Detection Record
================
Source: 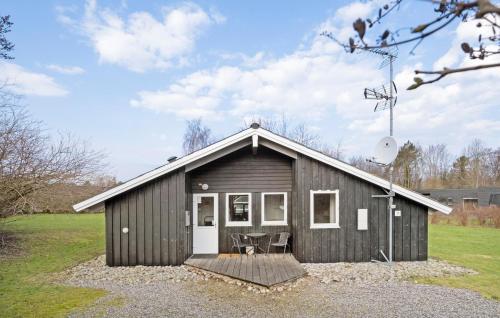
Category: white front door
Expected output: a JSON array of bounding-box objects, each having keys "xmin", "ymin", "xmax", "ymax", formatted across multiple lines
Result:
[{"xmin": 193, "ymin": 193, "xmax": 218, "ymax": 254}]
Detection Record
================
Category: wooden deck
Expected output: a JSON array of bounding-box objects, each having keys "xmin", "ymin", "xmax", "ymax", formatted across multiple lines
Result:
[{"xmin": 184, "ymin": 254, "xmax": 306, "ymax": 287}]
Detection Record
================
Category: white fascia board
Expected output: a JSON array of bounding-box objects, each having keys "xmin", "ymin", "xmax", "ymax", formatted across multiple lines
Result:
[
  {"xmin": 73, "ymin": 129, "xmax": 257, "ymax": 211},
  {"xmin": 255, "ymin": 128, "xmax": 452, "ymax": 214},
  {"xmin": 74, "ymin": 127, "xmax": 452, "ymax": 214}
]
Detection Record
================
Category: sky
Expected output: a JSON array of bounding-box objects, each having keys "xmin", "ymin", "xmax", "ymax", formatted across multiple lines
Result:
[{"xmin": 2, "ymin": 0, "xmax": 499, "ymax": 181}]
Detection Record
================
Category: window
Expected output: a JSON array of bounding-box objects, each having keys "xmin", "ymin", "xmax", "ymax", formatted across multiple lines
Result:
[
  {"xmin": 261, "ymin": 192, "xmax": 287, "ymax": 226},
  {"xmin": 463, "ymin": 198, "xmax": 478, "ymax": 210},
  {"xmin": 226, "ymin": 193, "xmax": 252, "ymax": 226},
  {"xmin": 310, "ymin": 190, "xmax": 339, "ymax": 229}
]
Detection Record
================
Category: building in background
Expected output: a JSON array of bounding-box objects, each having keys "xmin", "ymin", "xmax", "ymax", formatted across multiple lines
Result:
[{"xmin": 419, "ymin": 187, "xmax": 500, "ymax": 210}]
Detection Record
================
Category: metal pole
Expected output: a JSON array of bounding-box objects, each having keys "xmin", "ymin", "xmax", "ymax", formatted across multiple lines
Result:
[{"xmin": 388, "ymin": 55, "xmax": 394, "ymax": 264}]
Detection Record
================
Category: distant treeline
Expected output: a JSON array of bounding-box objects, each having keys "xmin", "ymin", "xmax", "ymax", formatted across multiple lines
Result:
[{"xmin": 349, "ymin": 139, "xmax": 499, "ymax": 190}]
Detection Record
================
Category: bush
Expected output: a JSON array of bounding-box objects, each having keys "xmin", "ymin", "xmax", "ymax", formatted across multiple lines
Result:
[
  {"xmin": 433, "ymin": 206, "xmax": 500, "ymax": 228},
  {"xmin": 453, "ymin": 208, "xmax": 469, "ymax": 226}
]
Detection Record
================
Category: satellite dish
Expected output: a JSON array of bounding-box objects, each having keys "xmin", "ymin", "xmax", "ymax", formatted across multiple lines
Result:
[{"xmin": 373, "ymin": 136, "xmax": 398, "ymax": 165}]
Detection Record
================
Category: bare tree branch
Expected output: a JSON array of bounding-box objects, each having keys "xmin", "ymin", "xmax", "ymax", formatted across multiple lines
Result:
[
  {"xmin": 322, "ymin": 0, "xmax": 500, "ymax": 88},
  {"xmin": 408, "ymin": 62, "xmax": 500, "ymax": 89}
]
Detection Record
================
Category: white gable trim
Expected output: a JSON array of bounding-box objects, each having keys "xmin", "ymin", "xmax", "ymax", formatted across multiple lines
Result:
[
  {"xmin": 255, "ymin": 128, "xmax": 452, "ymax": 214},
  {"xmin": 74, "ymin": 127, "xmax": 452, "ymax": 214},
  {"xmin": 73, "ymin": 129, "xmax": 255, "ymax": 211}
]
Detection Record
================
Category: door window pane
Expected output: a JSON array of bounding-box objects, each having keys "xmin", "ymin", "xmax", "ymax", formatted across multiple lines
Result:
[{"xmin": 198, "ymin": 196, "xmax": 214, "ymax": 226}]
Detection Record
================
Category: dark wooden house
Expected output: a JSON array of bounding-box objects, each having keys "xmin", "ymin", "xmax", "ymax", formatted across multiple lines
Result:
[{"xmin": 74, "ymin": 124, "xmax": 451, "ymax": 266}]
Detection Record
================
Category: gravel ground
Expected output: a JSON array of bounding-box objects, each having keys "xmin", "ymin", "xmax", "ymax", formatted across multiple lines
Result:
[{"xmin": 61, "ymin": 255, "xmax": 500, "ymax": 318}]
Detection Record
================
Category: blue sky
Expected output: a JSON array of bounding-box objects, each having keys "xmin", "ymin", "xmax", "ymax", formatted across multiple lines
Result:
[{"xmin": 2, "ymin": 0, "xmax": 499, "ymax": 181}]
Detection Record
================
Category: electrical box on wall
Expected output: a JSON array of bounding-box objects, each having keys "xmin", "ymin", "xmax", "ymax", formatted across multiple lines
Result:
[
  {"xmin": 185, "ymin": 211, "xmax": 191, "ymax": 226},
  {"xmin": 395, "ymin": 210, "xmax": 401, "ymax": 217},
  {"xmin": 357, "ymin": 209, "xmax": 368, "ymax": 230}
]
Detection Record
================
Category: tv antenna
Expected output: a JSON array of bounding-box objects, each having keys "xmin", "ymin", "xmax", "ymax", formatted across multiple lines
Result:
[{"xmin": 363, "ymin": 46, "xmax": 398, "ymax": 264}]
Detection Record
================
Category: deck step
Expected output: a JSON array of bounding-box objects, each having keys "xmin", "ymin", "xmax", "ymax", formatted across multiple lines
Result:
[{"xmin": 184, "ymin": 254, "xmax": 306, "ymax": 287}]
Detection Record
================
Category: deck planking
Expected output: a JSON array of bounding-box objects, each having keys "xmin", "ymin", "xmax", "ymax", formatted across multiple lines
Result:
[{"xmin": 184, "ymin": 254, "xmax": 305, "ymax": 287}]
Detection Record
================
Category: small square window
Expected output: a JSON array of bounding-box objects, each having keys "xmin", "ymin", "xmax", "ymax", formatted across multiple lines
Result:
[
  {"xmin": 310, "ymin": 190, "xmax": 340, "ymax": 229},
  {"xmin": 261, "ymin": 192, "xmax": 287, "ymax": 226},
  {"xmin": 226, "ymin": 193, "xmax": 252, "ymax": 226}
]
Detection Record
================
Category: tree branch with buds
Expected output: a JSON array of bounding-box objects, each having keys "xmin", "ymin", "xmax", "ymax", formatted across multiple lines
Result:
[{"xmin": 323, "ymin": 0, "xmax": 500, "ymax": 89}]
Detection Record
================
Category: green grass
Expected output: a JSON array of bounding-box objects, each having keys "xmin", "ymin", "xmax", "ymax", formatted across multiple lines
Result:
[
  {"xmin": 0, "ymin": 214, "xmax": 107, "ymax": 318},
  {"xmin": 1, "ymin": 215, "xmax": 498, "ymax": 317},
  {"xmin": 426, "ymin": 224, "xmax": 500, "ymax": 300}
]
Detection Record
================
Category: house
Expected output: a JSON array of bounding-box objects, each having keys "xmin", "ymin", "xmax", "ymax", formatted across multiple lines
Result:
[
  {"xmin": 418, "ymin": 187, "xmax": 500, "ymax": 210},
  {"xmin": 74, "ymin": 124, "xmax": 452, "ymax": 266}
]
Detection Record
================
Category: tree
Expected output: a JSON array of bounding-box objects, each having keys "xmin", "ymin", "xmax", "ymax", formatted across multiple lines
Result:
[
  {"xmin": 245, "ymin": 115, "xmax": 319, "ymax": 148},
  {"xmin": 393, "ymin": 141, "xmax": 422, "ymax": 189},
  {"xmin": 182, "ymin": 119, "xmax": 214, "ymax": 155},
  {"xmin": 323, "ymin": 0, "xmax": 500, "ymax": 89},
  {"xmin": 421, "ymin": 144, "xmax": 450, "ymax": 188},
  {"xmin": 0, "ymin": 105, "xmax": 105, "ymax": 217},
  {"xmin": 484, "ymin": 147, "xmax": 500, "ymax": 186},
  {"xmin": 349, "ymin": 155, "xmax": 386, "ymax": 177},
  {"xmin": 465, "ymin": 138, "xmax": 487, "ymax": 187},
  {"xmin": 450, "ymin": 155, "xmax": 470, "ymax": 187},
  {"xmin": 244, "ymin": 115, "xmax": 344, "ymax": 159},
  {"xmin": 0, "ymin": 15, "xmax": 14, "ymax": 60}
]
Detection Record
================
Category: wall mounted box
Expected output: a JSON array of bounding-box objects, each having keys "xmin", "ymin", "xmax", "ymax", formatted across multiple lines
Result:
[{"xmin": 357, "ymin": 209, "xmax": 368, "ymax": 230}]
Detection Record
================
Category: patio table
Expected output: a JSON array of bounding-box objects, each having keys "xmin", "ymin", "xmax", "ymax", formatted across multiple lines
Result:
[{"xmin": 246, "ymin": 232, "xmax": 267, "ymax": 254}]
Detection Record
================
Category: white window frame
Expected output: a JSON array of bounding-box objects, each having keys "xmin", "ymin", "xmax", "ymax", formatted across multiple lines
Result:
[
  {"xmin": 310, "ymin": 190, "xmax": 340, "ymax": 229},
  {"xmin": 225, "ymin": 193, "xmax": 252, "ymax": 227},
  {"xmin": 261, "ymin": 192, "xmax": 288, "ymax": 226}
]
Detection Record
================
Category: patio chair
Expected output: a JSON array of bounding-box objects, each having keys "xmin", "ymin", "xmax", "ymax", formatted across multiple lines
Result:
[
  {"xmin": 267, "ymin": 232, "xmax": 290, "ymax": 254},
  {"xmin": 230, "ymin": 233, "xmax": 251, "ymax": 256}
]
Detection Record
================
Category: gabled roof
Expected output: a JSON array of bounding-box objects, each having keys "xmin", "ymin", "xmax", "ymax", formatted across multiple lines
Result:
[{"xmin": 73, "ymin": 127, "xmax": 452, "ymax": 214}]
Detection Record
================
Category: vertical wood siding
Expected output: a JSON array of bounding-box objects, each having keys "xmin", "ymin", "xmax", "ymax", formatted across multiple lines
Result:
[
  {"xmin": 105, "ymin": 168, "xmax": 187, "ymax": 266},
  {"xmin": 293, "ymin": 154, "xmax": 428, "ymax": 263},
  {"xmin": 104, "ymin": 146, "xmax": 428, "ymax": 266}
]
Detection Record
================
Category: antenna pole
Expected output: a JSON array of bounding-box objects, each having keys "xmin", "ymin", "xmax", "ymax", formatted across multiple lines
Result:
[
  {"xmin": 388, "ymin": 54, "xmax": 394, "ymax": 264},
  {"xmin": 362, "ymin": 48, "xmax": 398, "ymax": 265}
]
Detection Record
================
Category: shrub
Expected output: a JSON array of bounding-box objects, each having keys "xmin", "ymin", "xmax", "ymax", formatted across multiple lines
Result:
[{"xmin": 453, "ymin": 208, "xmax": 469, "ymax": 226}]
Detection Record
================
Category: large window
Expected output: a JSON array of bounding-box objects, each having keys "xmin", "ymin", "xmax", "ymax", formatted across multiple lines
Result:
[
  {"xmin": 226, "ymin": 193, "xmax": 252, "ymax": 226},
  {"xmin": 261, "ymin": 192, "xmax": 287, "ymax": 226},
  {"xmin": 310, "ymin": 190, "xmax": 339, "ymax": 229}
]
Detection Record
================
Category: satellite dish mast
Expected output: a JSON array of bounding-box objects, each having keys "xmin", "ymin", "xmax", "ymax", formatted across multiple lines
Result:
[{"xmin": 362, "ymin": 46, "xmax": 398, "ymax": 264}]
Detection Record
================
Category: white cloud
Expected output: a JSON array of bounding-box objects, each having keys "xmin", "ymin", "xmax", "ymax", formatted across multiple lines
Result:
[
  {"xmin": 131, "ymin": 2, "xmax": 499, "ymax": 155},
  {"xmin": 0, "ymin": 62, "xmax": 68, "ymax": 97},
  {"xmin": 130, "ymin": 53, "xmax": 384, "ymax": 120},
  {"xmin": 46, "ymin": 64, "xmax": 86, "ymax": 75},
  {"xmin": 59, "ymin": 0, "xmax": 224, "ymax": 72},
  {"xmin": 129, "ymin": 1, "xmax": 385, "ymax": 120}
]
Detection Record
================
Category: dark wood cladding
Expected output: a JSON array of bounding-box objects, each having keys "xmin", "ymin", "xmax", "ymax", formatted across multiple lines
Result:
[
  {"xmin": 189, "ymin": 146, "xmax": 293, "ymax": 253},
  {"xmin": 105, "ymin": 144, "xmax": 429, "ymax": 266},
  {"xmin": 190, "ymin": 146, "xmax": 292, "ymax": 193},
  {"xmin": 105, "ymin": 168, "xmax": 189, "ymax": 266},
  {"xmin": 292, "ymin": 154, "xmax": 428, "ymax": 263}
]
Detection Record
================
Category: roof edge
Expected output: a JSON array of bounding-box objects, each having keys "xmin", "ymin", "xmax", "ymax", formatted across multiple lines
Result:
[
  {"xmin": 74, "ymin": 127, "xmax": 452, "ymax": 214},
  {"xmin": 73, "ymin": 128, "xmax": 256, "ymax": 211}
]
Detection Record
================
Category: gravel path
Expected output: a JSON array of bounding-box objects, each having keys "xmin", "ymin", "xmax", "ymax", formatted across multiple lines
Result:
[{"xmin": 61, "ymin": 256, "xmax": 499, "ymax": 318}]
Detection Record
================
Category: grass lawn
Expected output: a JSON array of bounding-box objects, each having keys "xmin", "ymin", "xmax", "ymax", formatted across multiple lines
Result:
[
  {"xmin": 0, "ymin": 215, "xmax": 498, "ymax": 317},
  {"xmin": 426, "ymin": 224, "xmax": 500, "ymax": 300},
  {"xmin": 0, "ymin": 214, "xmax": 106, "ymax": 318}
]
